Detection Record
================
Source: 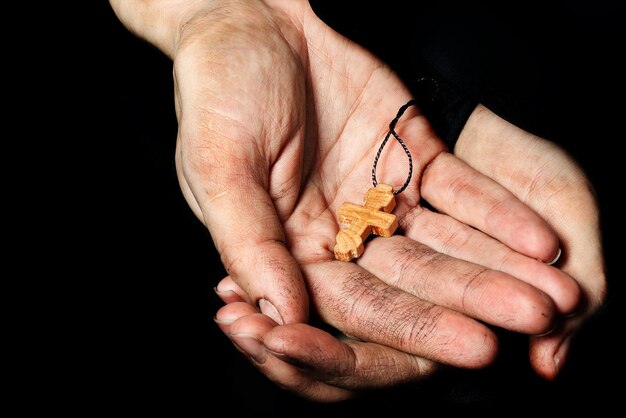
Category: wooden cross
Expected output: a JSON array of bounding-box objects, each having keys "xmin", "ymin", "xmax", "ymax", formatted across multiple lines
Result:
[{"xmin": 334, "ymin": 184, "xmax": 398, "ymax": 261}]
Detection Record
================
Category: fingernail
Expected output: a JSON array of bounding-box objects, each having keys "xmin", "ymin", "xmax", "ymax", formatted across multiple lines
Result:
[
  {"xmin": 266, "ymin": 349, "xmax": 311, "ymax": 370},
  {"xmin": 214, "ymin": 287, "xmax": 236, "ymax": 298},
  {"xmin": 213, "ymin": 287, "xmax": 236, "ymax": 296},
  {"xmin": 213, "ymin": 316, "xmax": 234, "ymax": 325},
  {"xmin": 338, "ymin": 332, "xmax": 362, "ymax": 341},
  {"xmin": 563, "ymin": 310, "xmax": 579, "ymax": 319},
  {"xmin": 535, "ymin": 321, "xmax": 558, "ymax": 337},
  {"xmin": 229, "ymin": 333, "xmax": 267, "ymax": 364},
  {"xmin": 546, "ymin": 248, "xmax": 562, "ymax": 265},
  {"xmin": 554, "ymin": 334, "xmax": 573, "ymax": 374},
  {"xmin": 259, "ymin": 299, "xmax": 284, "ymax": 325}
]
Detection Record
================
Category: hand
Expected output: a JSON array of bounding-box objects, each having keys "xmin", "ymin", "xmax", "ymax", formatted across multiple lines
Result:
[
  {"xmin": 110, "ymin": 0, "xmax": 581, "ymax": 401},
  {"xmin": 214, "ymin": 104, "xmax": 599, "ymax": 400},
  {"xmin": 452, "ymin": 104, "xmax": 607, "ymax": 380},
  {"xmin": 181, "ymin": 0, "xmax": 578, "ymax": 400}
]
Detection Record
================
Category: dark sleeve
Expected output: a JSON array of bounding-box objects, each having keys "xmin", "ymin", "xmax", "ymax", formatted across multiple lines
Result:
[
  {"xmin": 410, "ymin": 75, "xmax": 477, "ymax": 150},
  {"xmin": 403, "ymin": 0, "xmax": 625, "ymax": 152}
]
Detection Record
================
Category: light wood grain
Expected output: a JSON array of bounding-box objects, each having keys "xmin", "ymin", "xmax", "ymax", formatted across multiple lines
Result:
[{"xmin": 334, "ymin": 184, "xmax": 398, "ymax": 261}]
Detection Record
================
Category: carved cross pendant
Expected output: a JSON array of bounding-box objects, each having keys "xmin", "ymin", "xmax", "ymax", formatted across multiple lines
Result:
[{"xmin": 334, "ymin": 184, "xmax": 398, "ymax": 261}]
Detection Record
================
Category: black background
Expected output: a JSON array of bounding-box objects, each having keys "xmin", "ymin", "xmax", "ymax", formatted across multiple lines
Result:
[{"xmin": 98, "ymin": 1, "xmax": 624, "ymax": 415}]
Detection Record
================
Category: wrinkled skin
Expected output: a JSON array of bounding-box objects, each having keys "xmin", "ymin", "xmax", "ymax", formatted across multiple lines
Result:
[{"xmin": 110, "ymin": 0, "xmax": 605, "ymax": 402}]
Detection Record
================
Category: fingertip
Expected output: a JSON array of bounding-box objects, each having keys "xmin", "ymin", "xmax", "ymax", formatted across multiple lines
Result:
[
  {"xmin": 215, "ymin": 276, "xmax": 251, "ymax": 304},
  {"xmin": 464, "ymin": 327, "xmax": 499, "ymax": 369},
  {"xmin": 214, "ymin": 301, "xmax": 259, "ymax": 324},
  {"xmin": 516, "ymin": 218, "xmax": 561, "ymax": 263},
  {"xmin": 529, "ymin": 334, "xmax": 565, "ymax": 381},
  {"xmin": 214, "ymin": 301, "xmax": 260, "ymax": 335},
  {"xmin": 520, "ymin": 293, "xmax": 557, "ymax": 336},
  {"xmin": 228, "ymin": 312, "xmax": 279, "ymax": 336},
  {"xmin": 259, "ymin": 298, "xmax": 284, "ymax": 325},
  {"xmin": 213, "ymin": 287, "xmax": 244, "ymax": 304},
  {"xmin": 497, "ymin": 280, "xmax": 558, "ymax": 335},
  {"xmin": 530, "ymin": 349, "xmax": 558, "ymax": 381},
  {"xmin": 540, "ymin": 267, "xmax": 582, "ymax": 315},
  {"xmin": 546, "ymin": 247, "xmax": 562, "ymax": 266},
  {"xmin": 229, "ymin": 242, "xmax": 310, "ymax": 325},
  {"xmin": 553, "ymin": 335, "xmax": 573, "ymax": 377},
  {"xmin": 213, "ymin": 315, "xmax": 233, "ymax": 335},
  {"xmin": 437, "ymin": 316, "xmax": 499, "ymax": 369},
  {"xmin": 201, "ymin": 183, "xmax": 308, "ymax": 324},
  {"xmin": 261, "ymin": 295, "xmax": 309, "ymax": 326},
  {"xmin": 476, "ymin": 273, "xmax": 558, "ymax": 335}
]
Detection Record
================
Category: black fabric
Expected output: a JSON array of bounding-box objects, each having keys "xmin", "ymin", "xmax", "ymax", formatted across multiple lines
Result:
[
  {"xmin": 411, "ymin": 76, "xmax": 479, "ymax": 149},
  {"xmin": 315, "ymin": 0, "xmax": 625, "ymax": 153}
]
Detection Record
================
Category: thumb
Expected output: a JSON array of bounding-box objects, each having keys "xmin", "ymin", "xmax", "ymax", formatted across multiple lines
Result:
[
  {"xmin": 528, "ymin": 315, "xmax": 587, "ymax": 380},
  {"xmin": 178, "ymin": 158, "xmax": 308, "ymax": 325}
]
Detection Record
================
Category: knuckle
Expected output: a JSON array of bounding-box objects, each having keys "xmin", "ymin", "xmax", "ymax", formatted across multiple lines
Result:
[
  {"xmin": 336, "ymin": 271, "xmax": 444, "ymax": 351},
  {"xmin": 180, "ymin": 130, "xmax": 242, "ymax": 181},
  {"xmin": 398, "ymin": 205, "xmax": 426, "ymax": 233},
  {"xmin": 391, "ymin": 243, "xmax": 443, "ymax": 299},
  {"xmin": 403, "ymin": 303, "xmax": 446, "ymax": 351},
  {"xmin": 222, "ymin": 240, "xmax": 288, "ymax": 282},
  {"xmin": 456, "ymin": 267, "xmax": 491, "ymax": 312}
]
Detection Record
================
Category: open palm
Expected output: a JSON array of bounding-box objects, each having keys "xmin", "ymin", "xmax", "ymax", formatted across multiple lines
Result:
[{"xmin": 172, "ymin": 0, "xmax": 579, "ymax": 400}]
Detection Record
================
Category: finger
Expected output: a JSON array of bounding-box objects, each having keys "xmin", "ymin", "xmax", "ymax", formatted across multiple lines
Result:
[
  {"xmin": 263, "ymin": 323, "xmax": 438, "ymax": 391},
  {"xmin": 178, "ymin": 153, "xmax": 292, "ymax": 313},
  {"xmin": 457, "ymin": 134, "xmax": 607, "ymax": 310},
  {"xmin": 173, "ymin": 60, "xmax": 310, "ymax": 325},
  {"xmin": 528, "ymin": 315, "xmax": 588, "ymax": 381},
  {"xmin": 421, "ymin": 152, "xmax": 560, "ymax": 263},
  {"xmin": 214, "ymin": 276, "xmax": 251, "ymax": 304},
  {"xmin": 302, "ymin": 262, "xmax": 499, "ymax": 369},
  {"xmin": 449, "ymin": 104, "xmax": 605, "ymax": 304},
  {"xmin": 214, "ymin": 301, "xmax": 259, "ymax": 335},
  {"xmin": 400, "ymin": 208, "xmax": 581, "ymax": 314},
  {"xmin": 358, "ymin": 235, "xmax": 557, "ymax": 335},
  {"xmin": 217, "ymin": 305, "xmax": 438, "ymax": 401},
  {"xmin": 190, "ymin": 173, "xmax": 308, "ymax": 325},
  {"xmin": 452, "ymin": 106, "xmax": 607, "ymax": 378},
  {"xmin": 214, "ymin": 276, "xmax": 291, "ymax": 325},
  {"xmin": 215, "ymin": 305, "xmax": 355, "ymax": 401}
]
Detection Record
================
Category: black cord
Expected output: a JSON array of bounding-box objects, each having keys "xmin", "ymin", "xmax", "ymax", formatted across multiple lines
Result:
[{"xmin": 371, "ymin": 99, "xmax": 417, "ymax": 195}]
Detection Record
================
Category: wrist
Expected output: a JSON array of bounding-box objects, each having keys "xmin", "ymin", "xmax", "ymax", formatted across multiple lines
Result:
[
  {"xmin": 108, "ymin": 0, "xmax": 220, "ymax": 57},
  {"xmin": 453, "ymin": 104, "xmax": 487, "ymax": 158}
]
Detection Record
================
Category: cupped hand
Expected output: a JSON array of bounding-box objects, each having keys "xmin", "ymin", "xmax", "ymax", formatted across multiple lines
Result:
[
  {"xmin": 213, "ymin": 105, "xmax": 599, "ymax": 400},
  {"xmin": 452, "ymin": 105, "xmax": 606, "ymax": 380},
  {"xmin": 184, "ymin": 0, "xmax": 582, "ymax": 400}
]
